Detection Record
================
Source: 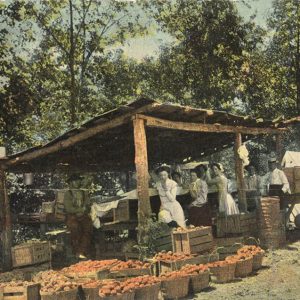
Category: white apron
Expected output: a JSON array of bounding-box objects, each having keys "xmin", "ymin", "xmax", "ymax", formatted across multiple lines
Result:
[{"xmin": 157, "ymin": 179, "xmax": 186, "ymax": 228}]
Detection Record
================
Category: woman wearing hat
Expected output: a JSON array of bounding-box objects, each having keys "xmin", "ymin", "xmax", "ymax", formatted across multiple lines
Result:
[
  {"xmin": 207, "ymin": 163, "xmax": 239, "ymax": 215},
  {"xmin": 64, "ymin": 174, "xmax": 93, "ymax": 259},
  {"xmin": 156, "ymin": 165, "xmax": 186, "ymax": 228}
]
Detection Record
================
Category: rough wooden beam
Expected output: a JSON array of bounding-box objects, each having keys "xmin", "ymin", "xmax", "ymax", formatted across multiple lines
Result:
[
  {"xmin": 133, "ymin": 117, "xmax": 151, "ymax": 244},
  {"xmin": 276, "ymin": 133, "xmax": 284, "ymax": 163},
  {"xmin": 234, "ymin": 133, "xmax": 247, "ymax": 213},
  {"xmin": 138, "ymin": 114, "xmax": 286, "ymax": 135},
  {"xmin": 4, "ymin": 103, "xmax": 158, "ymax": 169},
  {"xmin": 0, "ymin": 167, "xmax": 12, "ymax": 271}
]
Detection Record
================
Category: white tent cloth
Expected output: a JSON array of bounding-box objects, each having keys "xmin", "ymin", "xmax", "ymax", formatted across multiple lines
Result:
[{"xmin": 281, "ymin": 151, "xmax": 300, "ymax": 167}]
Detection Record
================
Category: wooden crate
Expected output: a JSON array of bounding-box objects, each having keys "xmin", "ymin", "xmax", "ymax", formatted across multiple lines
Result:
[
  {"xmin": 158, "ymin": 253, "xmax": 219, "ymax": 274},
  {"xmin": 109, "ymin": 267, "xmax": 152, "ymax": 280},
  {"xmin": 40, "ymin": 289, "xmax": 78, "ymax": 300},
  {"xmin": 113, "ymin": 199, "xmax": 138, "ymax": 222},
  {"xmin": 0, "ymin": 283, "xmax": 41, "ymax": 300},
  {"xmin": 12, "ymin": 242, "xmax": 51, "ymax": 268},
  {"xmin": 216, "ymin": 212, "xmax": 258, "ymax": 237},
  {"xmin": 172, "ymin": 227, "xmax": 213, "ymax": 254},
  {"xmin": 64, "ymin": 268, "xmax": 110, "ymax": 280},
  {"xmin": 154, "ymin": 231, "xmax": 172, "ymax": 252}
]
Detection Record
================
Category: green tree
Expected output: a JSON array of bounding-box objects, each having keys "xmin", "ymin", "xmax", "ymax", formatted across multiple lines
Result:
[
  {"xmin": 141, "ymin": 0, "xmax": 266, "ymax": 111},
  {"xmin": 266, "ymin": 0, "xmax": 300, "ymax": 115},
  {"xmin": 21, "ymin": 0, "xmax": 146, "ymax": 125}
]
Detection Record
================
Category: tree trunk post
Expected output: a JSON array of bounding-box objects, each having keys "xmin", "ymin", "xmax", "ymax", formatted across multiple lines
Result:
[
  {"xmin": 234, "ymin": 133, "xmax": 247, "ymax": 212},
  {"xmin": 276, "ymin": 133, "xmax": 284, "ymax": 164},
  {"xmin": 133, "ymin": 116, "xmax": 151, "ymax": 244},
  {"xmin": 0, "ymin": 166, "xmax": 13, "ymax": 271}
]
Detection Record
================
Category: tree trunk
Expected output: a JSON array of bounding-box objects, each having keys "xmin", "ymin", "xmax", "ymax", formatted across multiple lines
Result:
[
  {"xmin": 69, "ymin": 0, "xmax": 77, "ymax": 125},
  {"xmin": 133, "ymin": 117, "xmax": 151, "ymax": 245},
  {"xmin": 234, "ymin": 133, "xmax": 247, "ymax": 213},
  {"xmin": 0, "ymin": 167, "xmax": 12, "ymax": 271},
  {"xmin": 296, "ymin": 1, "xmax": 300, "ymax": 114}
]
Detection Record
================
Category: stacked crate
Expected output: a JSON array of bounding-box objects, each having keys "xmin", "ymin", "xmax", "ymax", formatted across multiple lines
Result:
[
  {"xmin": 172, "ymin": 227, "xmax": 213, "ymax": 255},
  {"xmin": 11, "ymin": 241, "xmax": 51, "ymax": 268},
  {"xmin": 257, "ymin": 197, "xmax": 286, "ymax": 249}
]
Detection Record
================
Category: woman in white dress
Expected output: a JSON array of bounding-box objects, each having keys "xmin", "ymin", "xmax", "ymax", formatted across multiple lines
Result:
[
  {"xmin": 156, "ymin": 166, "xmax": 186, "ymax": 228},
  {"xmin": 207, "ymin": 163, "xmax": 239, "ymax": 216}
]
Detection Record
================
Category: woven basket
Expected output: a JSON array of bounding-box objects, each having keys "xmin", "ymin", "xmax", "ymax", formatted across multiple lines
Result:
[
  {"xmin": 83, "ymin": 286, "xmax": 99, "ymax": 300},
  {"xmin": 235, "ymin": 256, "xmax": 253, "ymax": 278},
  {"xmin": 189, "ymin": 270, "xmax": 210, "ymax": 293},
  {"xmin": 99, "ymin": 291, "xmax": 135, "ymax": 300},
  {"xmin": 161, "ymin": 276, "xmax": 190, "ymax": 299},
  {"xmin": 252, "ymin": 251, "xmax": 265, "ymax": 271},
  {"xmin": 134, "ymin": 283, "xmax": 161, "ymax": 300},
  {"xmin": 209, "ymin": 263, "xmax": 236, "ymax": 283},
  {"xmin": 41, "ymin": 288, "xmax": 78, "ymax": 300}
]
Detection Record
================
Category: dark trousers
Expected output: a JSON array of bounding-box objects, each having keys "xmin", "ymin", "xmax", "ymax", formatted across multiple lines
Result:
[{"xmin": 66, "ymin": 214, "xmax": 93, "ymax": 256}]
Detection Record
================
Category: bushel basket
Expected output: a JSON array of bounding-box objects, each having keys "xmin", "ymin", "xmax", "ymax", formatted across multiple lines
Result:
[
  {"xmin": 134, "ymin": 283, "xmax": 161, "ymax": 300},
  {"xmin": 209, "ymin": 263, "xmax": 236, "ymax": 283},
  {"xmin": 234, "ymin": 256, "xmax": 253, "ymax": 278},
  {"xmin": 161, "ymin": 276, "xmax": 190, "ymax": 299},
  {"xmin": 99, "ymin": 291, "xmax": 135, "ymax": 300},
  {"xmin": 252, "ymin": 251, "xmax": 265, "ymax": 271},
  {"xmin": 189, "ymin": 270, "xmax": 210, "ymax": 293}
]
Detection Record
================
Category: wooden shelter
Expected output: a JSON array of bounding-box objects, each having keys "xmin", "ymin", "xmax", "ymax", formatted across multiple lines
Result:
[{"xmin": 0, "ymin": 98, "xmax": 297, "ymax": 270}]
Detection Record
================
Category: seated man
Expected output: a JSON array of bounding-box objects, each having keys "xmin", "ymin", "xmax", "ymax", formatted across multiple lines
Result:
[{"xmin": 64, "ymin": 174, "xmax": 93, "ymax": 259}]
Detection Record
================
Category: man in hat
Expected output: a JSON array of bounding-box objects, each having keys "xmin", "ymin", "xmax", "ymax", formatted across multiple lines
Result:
[
  {"xmin": 64, "ymin": 174, "xmax": 93, "ymax": 259},
  {"xmin": 267, "ymin": 158, "xmax": 291, "ymax": 196}
]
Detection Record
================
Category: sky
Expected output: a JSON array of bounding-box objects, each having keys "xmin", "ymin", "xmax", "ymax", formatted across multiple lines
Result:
[{"xmin": 122, "ymin": 0, "xmax": 274, "ymax": 60}]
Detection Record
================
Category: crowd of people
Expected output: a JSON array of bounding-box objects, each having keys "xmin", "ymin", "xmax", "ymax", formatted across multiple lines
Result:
[
  {"xmin": 61, "ymin": 157, "xmax": 291, "ymax": 259},
  {"xmin": 156, "ymin": 157, "xmax": 291, "ymax": 229}
]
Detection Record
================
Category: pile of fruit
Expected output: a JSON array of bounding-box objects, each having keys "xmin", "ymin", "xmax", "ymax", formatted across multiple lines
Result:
[
  {"xmin": 0, "ymin": 271, "xmax": 25, "ymax": 283},
  {"xmin": 110, "ymin": 260, "xmax": 150, "ymax": 271},
  {"xmin": 98, "ymin": 280, "xmax": 133, "ymax": 297},
  {"xmin": 82, "ymin": 279, "xmax": 116, "ymax": 289},
  {"xmin": 0, "ymin": 281, "xmax": 32, "ymax": 288},
  {"xmin": 180, "ymin": 264, "xmax": 209, "ymax": 275},
  {"xmin": 173, "ymin": 225, "xmax": 206, "ymax": 233},
  {"xmin": 33, "ymin": 270, "xmax": 67, "ymax": 283},
  {"xmin": 40, "ymin": 276, "xmax": 77, "ymax": 294},
  {"xmin": 237, "ymin": 245, "xmax": 264, "ymax": 256},
  {"xmin": 125, "ymin": 275, "xmax": 160, "ymax": 289},
  {"xmin": 153, "ymin": 251, "xmax": 193, "ymax": 262},
  {"xmin": 159, "ymin": 270, "xmax": 189, "ymax": 281},
  {"xmin": 62, "ymin": 259, "xmax": 119, "ymax": 274},
  {"xmin": 207, "ymin": 260, "xmax": 236, "ymax": 268},
  {"xmin": 225, "ymin": 253, "xmax": 253, "ymax": 263}
]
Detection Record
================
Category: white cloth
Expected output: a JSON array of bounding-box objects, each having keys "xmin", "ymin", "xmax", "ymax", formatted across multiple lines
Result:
[
  {"xmin": 225, "ymin": 193, "xmax": 240, "ymax": 215},
  {"xmin": 281, "ymin": 151, "xmax": 300, "ymax": 167},
  {"xmin": 268, "ymin": 168, "xmax": 291, "ymax": 193},
  {"xmin": 238, "ymin": 144, "xmax": 250, "ymax": 166},
  {"xmin": 157, "ymin": 179, "xmax": 186, "ymax": 228},
  {"xmin": 90, "ymin": 201, "xmax": 120, "ymax": 228}
]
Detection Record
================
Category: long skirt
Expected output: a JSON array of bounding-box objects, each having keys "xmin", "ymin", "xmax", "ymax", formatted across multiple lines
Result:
[{"xmin": 188, "ymin": 203, "xmax": 212, "ymax": 227}]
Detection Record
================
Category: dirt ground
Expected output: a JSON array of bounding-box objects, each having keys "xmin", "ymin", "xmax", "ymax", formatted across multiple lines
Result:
[{"xmin": 191, "ymin": 230, "xmax": 300, "ymax": 300}]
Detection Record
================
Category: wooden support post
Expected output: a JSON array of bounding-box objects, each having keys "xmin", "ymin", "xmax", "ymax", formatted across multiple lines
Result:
[
  {"xmin": 133, "ymin": 117, "xmax": 151, "ymax": 244},
  {"xmin": 276, "ymin": 133, "xmax": 284, "ymax": 164},
  {"xmin": 234, "ymin": 133, "xmax": 247, "ymax": 213},
  {"xmin": 0, "ymin": 167, "xmax": 12, "ymax": 271}
]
